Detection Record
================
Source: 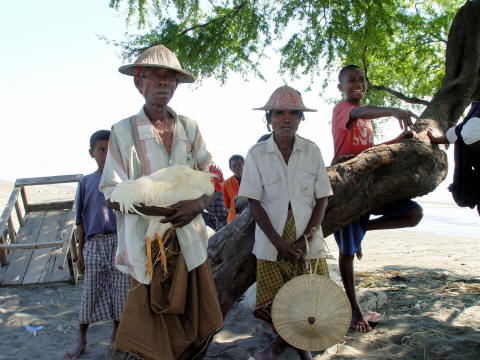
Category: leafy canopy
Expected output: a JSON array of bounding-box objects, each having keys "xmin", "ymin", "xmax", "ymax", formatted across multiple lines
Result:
[{"xmin": 108, "ymin": 0, "xmax": 463, "ymax": 106}]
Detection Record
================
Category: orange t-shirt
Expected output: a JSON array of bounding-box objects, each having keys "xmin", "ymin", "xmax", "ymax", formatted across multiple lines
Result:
[{"xmin": 223, "ymin": 176, "xmax": 240, "ymax": 223}]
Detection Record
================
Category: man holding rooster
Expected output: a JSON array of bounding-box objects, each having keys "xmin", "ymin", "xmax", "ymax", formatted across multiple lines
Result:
[{"xmin": 100, "ymin": 44, "xmax": 223, "ymax": 360}]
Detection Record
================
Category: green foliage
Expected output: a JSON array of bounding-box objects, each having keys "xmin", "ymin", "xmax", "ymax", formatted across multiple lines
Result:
[{"xmin": 108, "ymin": 0, "xmax": 464, "ymax": 105}]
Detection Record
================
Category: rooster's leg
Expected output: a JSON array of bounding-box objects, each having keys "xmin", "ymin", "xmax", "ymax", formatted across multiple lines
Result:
[
  {"xmin": 145, "ymin": 236, "xmax": 153, "ymax": 282},
  {"xmin": 154, "ymin": 233, "xmax": 168, "ymax": 275}
]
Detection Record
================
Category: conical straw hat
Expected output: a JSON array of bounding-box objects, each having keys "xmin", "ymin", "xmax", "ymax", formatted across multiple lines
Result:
[
  {"xmin": 119, "ymin": 44, "xmax": 196, "ymax": 83},
  {"xmin": 271, "ymin": 274, "xmax": 351, "ymax": 351},
  {"xmin": 253, "ymin": 85, "xmax": 317, "ymax": 112}
]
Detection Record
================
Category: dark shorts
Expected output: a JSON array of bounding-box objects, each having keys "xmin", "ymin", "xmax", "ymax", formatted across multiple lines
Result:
[{"xmin": 334, "ymin": 199, "xmax": 420, "ymax": 256}]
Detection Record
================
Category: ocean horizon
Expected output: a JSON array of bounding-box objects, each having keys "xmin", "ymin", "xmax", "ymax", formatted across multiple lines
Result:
[{"xmin": 404, "ymin": 200, "xmax": 479, "ymax": 239}]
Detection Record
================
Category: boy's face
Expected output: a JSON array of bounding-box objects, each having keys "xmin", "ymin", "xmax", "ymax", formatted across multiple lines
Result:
[
  {"xmin": 338, "ymin": 68, "xmax": 367, "ymax": 104},
  {"xmin": 89, "ymin": 140, "xmax": 109, "ymax": 171},
  {"xmin": 229, "ymin": 159, "xmax": 244, "ymax": 179}
]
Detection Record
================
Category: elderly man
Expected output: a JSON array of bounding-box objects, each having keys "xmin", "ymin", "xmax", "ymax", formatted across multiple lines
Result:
[{"xmin": 100, "ymin": 44, "xmax": 223, "ymax": 360}]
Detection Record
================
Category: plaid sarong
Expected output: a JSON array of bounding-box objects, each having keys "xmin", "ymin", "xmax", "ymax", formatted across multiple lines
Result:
[
  {"xmin": 79, "ymin": 233, "xmax": 130, "ymax": 324},
  {"xmin": 254, "ymin": 208, "xmax": 329, "ymax": 323}
]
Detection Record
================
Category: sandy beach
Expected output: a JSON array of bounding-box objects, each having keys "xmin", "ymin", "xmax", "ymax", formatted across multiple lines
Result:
[{"xmin": 1, "ymin": 181, "xmax": 479, "ymax": 359}]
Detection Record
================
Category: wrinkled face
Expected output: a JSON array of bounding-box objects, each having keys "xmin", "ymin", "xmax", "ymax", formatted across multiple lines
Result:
[
  {"xmin": 89, "ymin": 140, "xmax": 109, "ymax": 170},
  {"xmin": 135, "ymin": 68, "xmax": 178, "ymax": 107},
  {"xmin": 338, "ymin": 67, "xmax": 367, "ymax": 104},
  {"xmin": 270, "ymin": 110, "xmax": 301, "ymax": 138},
  {"xmin": 229, "ymin": 159, "xmax": 244, "ymax": 179}
]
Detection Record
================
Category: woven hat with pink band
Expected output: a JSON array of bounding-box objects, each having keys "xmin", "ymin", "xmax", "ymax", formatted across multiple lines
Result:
[
  {"xmin": 254, "ymin": 85, "xmax": 317, "ymax": 112},
  {"xmin": 118, "ymin": 44, "xmax": 196, "ymax": 83}
]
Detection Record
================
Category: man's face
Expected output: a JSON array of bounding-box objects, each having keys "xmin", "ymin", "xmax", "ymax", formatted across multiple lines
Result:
[
  {"xmin": 270, "ymin": 110, "xmax": 301, "ymax": 138},
  {"xmin": 338, "ymin": 68, "xmax": 367, "ymax": 103},
  {"xmin": 136, "ymin": 68, "xmax": 178, "ymax": 107},
  {"xmin": 230, "ymin": 159, "xmax": 244, "ymax": 178},
  {"xmin": 89, "ymin": 139, "xmax": 109, "ymax": 170}
]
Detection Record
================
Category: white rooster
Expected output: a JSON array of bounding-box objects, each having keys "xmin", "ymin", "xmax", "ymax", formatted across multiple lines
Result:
[{"xmin": 110, "ymin": 164, "xmax": 223, "ymax": 281}]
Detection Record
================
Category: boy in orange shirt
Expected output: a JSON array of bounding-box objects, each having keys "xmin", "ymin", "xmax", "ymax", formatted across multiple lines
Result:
[{"xmin": 223, "ymin": 154, "xmax": 245, "ymax": 223}]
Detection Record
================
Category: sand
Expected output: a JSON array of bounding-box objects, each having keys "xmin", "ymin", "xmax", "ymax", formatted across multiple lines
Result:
[{"xmin": 1, "ymin": 181, "xmax": 479, "ymax": 359}]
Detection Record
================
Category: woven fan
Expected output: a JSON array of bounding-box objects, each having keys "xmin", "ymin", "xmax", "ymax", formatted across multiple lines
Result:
[{"xmin": 271, "ymin": 274, "xmax": 351, "ymax": 351}]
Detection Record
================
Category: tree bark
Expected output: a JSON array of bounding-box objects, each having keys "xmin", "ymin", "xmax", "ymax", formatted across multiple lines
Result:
[
  {"xmin": 208, "ymin": 0, "xmax": 480, "ymax": 317},
  {"xmin": 208, "ymin": 208, "xmax": 256, "ymax": 317}
]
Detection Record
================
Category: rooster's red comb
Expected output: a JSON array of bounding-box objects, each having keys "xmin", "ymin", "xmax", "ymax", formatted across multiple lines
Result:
[{"xmin": 209, "ymin": 164, "xmax": 224, "ymax": 183}]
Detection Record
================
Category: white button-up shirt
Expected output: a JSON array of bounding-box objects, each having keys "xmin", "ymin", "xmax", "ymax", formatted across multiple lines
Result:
[{"xmin": 238, "ymin": 134, "xmax": 333, "ymax": 261}]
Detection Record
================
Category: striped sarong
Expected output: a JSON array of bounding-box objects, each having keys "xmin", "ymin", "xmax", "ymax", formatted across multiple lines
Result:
[
  {"xmin": 254, "ymin": 208, "xmax": 329, "ymax": 323},
  {"xmin": 79, "ymin": 233, "xmax": 130, "ymax": 324}
]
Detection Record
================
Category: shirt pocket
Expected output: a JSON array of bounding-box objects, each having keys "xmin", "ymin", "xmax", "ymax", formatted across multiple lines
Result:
[
  {"xmin": 262, "ymin": 172, "xmax": 282, "ymax": 201},
  {"xmin": 299, "ymin": 171, "xmax": 316, "ymax": 203}
]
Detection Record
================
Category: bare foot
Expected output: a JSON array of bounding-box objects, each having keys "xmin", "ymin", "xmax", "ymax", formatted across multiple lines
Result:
[
  {"xmin": 296, "ymin": 349, "xmax": 313, "ymax": 360},
  {"xmin": 254, "ymin": 336, "xmax": 288, "ymax": 360},
  {"xmin": 350, "ymin": 310, "xmax": 372, "ymax": 333},
  {"xmin": 356, "ymin": 248, "xmax": 363, "ymax": 260},
  {"xmin": 65, "ymin": 338, "xmax": 86, "ymax": 359}
]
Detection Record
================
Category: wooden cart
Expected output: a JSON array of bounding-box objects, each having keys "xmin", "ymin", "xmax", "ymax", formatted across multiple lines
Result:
[{"xmin": 0, "ymin": 174, "xmax": 82, "ymax": 286}]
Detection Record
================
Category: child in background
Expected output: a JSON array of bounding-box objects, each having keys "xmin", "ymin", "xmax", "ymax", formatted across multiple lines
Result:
[
  {"xmin": 332, "ymin": 65, "xmax": 424, "ymax": 333},
  {"xmin": 223, "ymin": 154, "xmax": 245, "ymax": 223},
  {"xmin": 65, "ymin": 130, "xmax": 130, "ymax": 359}
]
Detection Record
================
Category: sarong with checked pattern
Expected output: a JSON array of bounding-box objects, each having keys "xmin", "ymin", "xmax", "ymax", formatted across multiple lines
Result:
[
  {"xmin": 254, "ymin": 208, "xmax": 329, "ymax": 323},
  {"xmin": 79, "ymin": 233, "xmax": 130, "ymax": 324}
]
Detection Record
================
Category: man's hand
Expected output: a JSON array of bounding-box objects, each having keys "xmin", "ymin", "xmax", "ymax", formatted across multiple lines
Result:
[
  {"xmin": 161, "ymin": 198, "xmax": 204, "ymax": 228},
  {"xmin": 331, "ymin": 154, "xmax": 355, "ymax": 166},
  {"xmin": 77, "ymin": 252, "xmax": 85, "ymax": 275},
  {"xmin": 293, "ymin": 237, "xmax": 307, "ymax": 255},
  {"xmin": 391, "ymin": 108, "xmax": 418, "ymax": 130},
  {"xmin": 273, "ymin": 235, "xmax": 303, "ymax": 262}
]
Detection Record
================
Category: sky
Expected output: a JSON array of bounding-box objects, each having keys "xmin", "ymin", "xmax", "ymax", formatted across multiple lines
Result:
[{"xmin": 0, "ymin": 0, "xmax": 460, "ymax": 205}]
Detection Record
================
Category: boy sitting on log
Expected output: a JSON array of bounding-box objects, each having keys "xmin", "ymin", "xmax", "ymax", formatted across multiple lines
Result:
[{"xmin": 331, "ymin": 65, "xmax": 424, "ymax": 332}]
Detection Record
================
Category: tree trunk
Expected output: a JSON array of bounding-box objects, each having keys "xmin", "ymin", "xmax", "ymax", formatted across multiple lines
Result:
[{"xmin": 209, "ymin": 0, "xmax": 480, "ymax": 317}]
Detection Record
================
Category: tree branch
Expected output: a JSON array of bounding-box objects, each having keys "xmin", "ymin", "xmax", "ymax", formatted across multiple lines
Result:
[
  {"xmin": 179, "ymin": 0, "xmax": 248, "ymax": 35},
  {"xmin": 422, "ymin": 32, "xmax": 447, "ymax": 44},
  {"xmin": 367, "ymin": 81, "xmax": 430, "ymax": 106},
  {"xmin": 362, "ymin": 44, "xmax": 430, "ymax": 106},
  {"xmin": 420, "ymin": 0, "xmax": 480, "ymax": 129},
  {"xmin": 361, "ymin": 43, "xmax": 368, "ymax": 78}
]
